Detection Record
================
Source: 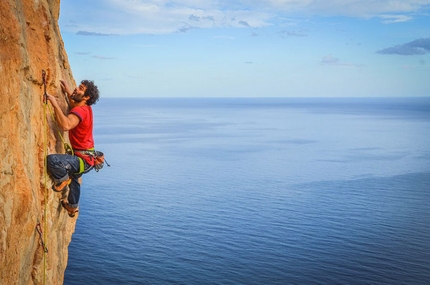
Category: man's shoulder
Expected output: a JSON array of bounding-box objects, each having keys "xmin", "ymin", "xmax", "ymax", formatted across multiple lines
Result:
[
  {"xmin": 71, "ymin": 105, "xmax": 92, "ymax": 113},
  {"xmin": 70, "ymin": 105, "xmax": 92, "ymax": 120}
]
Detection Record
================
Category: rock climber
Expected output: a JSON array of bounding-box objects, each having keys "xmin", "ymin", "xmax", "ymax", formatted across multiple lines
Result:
[{"xmin": 44, "ymin": 79, "xmax": 100, "ymax": 217}]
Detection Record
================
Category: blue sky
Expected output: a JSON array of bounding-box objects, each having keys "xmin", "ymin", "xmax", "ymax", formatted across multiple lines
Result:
[{"xmin": 59, "ymin": 0, "xmax": 430, "ymax": 97}]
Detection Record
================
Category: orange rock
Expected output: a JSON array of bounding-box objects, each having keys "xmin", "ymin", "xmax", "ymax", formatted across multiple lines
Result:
[{"xmin": 1, "ymin": 1, "xmax": 77, "ymax": 284}]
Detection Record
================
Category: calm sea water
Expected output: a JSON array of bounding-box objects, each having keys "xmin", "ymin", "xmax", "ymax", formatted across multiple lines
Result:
[{"xmin": 64, "ymin": 97, "xmax": 430, "ymax": 285}]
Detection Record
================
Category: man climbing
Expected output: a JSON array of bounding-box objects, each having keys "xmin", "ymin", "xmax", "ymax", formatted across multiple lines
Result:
[{"xmin": 45, "ymin": 79, "xmax": 100, "ymax": 217}]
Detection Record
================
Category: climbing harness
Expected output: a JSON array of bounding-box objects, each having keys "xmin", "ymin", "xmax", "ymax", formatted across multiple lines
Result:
[{"xmin": 74, "ymin": 149, "xmax": 110, "ymax": 173}]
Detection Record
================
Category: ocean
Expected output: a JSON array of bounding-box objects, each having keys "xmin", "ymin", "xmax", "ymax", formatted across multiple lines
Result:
[{"xmin": 64, "ymin": 97, "xmax": 430, "ymax": 285}]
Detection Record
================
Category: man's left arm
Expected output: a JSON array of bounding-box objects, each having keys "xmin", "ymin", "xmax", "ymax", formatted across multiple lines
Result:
[{"xmin": 60, "ymin": 80, "xmax": 77, "ymax": 108}]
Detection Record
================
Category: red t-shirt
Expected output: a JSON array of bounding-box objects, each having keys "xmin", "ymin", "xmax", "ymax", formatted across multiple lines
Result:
[{"xmin": 69, "ymin": 105, "xmax": 94, "ymax": 166}]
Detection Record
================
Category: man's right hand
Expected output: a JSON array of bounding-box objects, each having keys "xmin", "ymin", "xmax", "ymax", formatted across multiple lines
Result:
[{"xmin": 60, "ymin": 80, "xmax": 72, "ymax": 95}]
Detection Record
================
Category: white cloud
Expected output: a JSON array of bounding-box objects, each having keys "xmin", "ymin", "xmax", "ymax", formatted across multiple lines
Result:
[
  {"xmin": 321, "ymin": 54, "xmax": 365, "ymax": 68},
  {"xmin": 131, "ymin": 44, "xmax": 159, "ymax": 48},
  {"xmin": 279, "ymin": 29, "xmax": 308, "ymax": 38},
  {"xmin": 266, "ymin": 0, "xmax": 430, "ymax": 17},
  {"xmin": 212, "ymin": 35, "xmax": 235, "ymax": 40},
  {"xmin": 60, "ymin": 0, "xmax": 430, "ymax": 35},
  {"xmin": 92, "ymin": 55, "xmax": 117, "ymax": 60},
  {"xmin": 379, "ymin": 15, "xmax": 413, "ymax": 23}
]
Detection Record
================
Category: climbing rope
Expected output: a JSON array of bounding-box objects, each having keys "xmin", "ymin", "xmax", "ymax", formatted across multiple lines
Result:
[{"xmin": 38, "ymin": 69, "xmax": 77, "ymax": 283}]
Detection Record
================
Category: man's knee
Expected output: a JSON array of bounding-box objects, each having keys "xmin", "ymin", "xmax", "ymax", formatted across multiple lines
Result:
[
  {"xmin": 46, "ymin": 154, "xmax": 68, "ymax": 174},
  {"xmin": 47, "ymin": 154, "xmax": 59, "ymax": 169}
]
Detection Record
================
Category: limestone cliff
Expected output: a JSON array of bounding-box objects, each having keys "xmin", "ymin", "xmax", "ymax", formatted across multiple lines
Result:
[{"xmin": 1, "ymin": 0, "xmax": 77, "ymax": 284}]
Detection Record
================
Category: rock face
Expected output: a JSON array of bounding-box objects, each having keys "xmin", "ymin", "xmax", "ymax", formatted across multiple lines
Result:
[{"xmin": 0, "ymin": 1, "xmax": 77, "ymax": 284}]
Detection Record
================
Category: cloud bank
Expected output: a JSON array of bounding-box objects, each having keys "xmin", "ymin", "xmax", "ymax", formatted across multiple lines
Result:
[
  {"xmin": 377, "ymin": 38, "xmax": 430, "ymax": 55},
  {"xmin": 76, "ymin": 31, "xmax": 119, "ymax": 36}
]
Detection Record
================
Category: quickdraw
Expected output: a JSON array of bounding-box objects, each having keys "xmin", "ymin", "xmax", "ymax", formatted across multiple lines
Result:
[
  {"xmin": 36, "ymin": 222, "xmax": 48, "ymax": 253},
  {"xmin": 41, "ymin": 70, "xmax": 49, "ymax": 285},
  {"xmin": 93, "ymin": 150, "xmax": 110, "ymax": 172},
  {"xmin": 42, "ymin": 70, "xmax": 47, "ymax": 104}
]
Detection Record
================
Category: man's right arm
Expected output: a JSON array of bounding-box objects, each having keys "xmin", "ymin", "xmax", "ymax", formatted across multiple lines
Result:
[{"xmin": 45, "ymin": 94, "xmax": 80, "ymax": 131}]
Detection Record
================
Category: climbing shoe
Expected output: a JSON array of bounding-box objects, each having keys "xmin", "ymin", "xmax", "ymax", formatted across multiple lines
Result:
[
  {"xmin": 52, "ymin": 178, "xmax": 71, "ymax": 192},
  {"xmin": 61, "ymin": 200, "xmax": 79, "ymax": 218}
]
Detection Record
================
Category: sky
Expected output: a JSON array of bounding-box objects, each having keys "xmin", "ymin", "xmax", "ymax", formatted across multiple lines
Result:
[{"xmin": 58, "ymin": 0, "xmax": 430, "ymax": 98}]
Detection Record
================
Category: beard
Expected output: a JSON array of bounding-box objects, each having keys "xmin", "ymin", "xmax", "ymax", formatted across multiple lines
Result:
[{"xmin": 71, "ymin": 93, "xmax": 83, "ymax": 102}]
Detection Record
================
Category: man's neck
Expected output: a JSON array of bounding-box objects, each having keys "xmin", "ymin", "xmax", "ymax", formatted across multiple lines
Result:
[{"xmin": 70, "ymin": 100, "xmax": 88, "ymax": 108}]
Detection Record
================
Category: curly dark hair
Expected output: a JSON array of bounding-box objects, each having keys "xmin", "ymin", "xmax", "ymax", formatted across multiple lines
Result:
[{"xmin": 81, "ymin": 80, "xmax": 100, "ymax": 106}]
